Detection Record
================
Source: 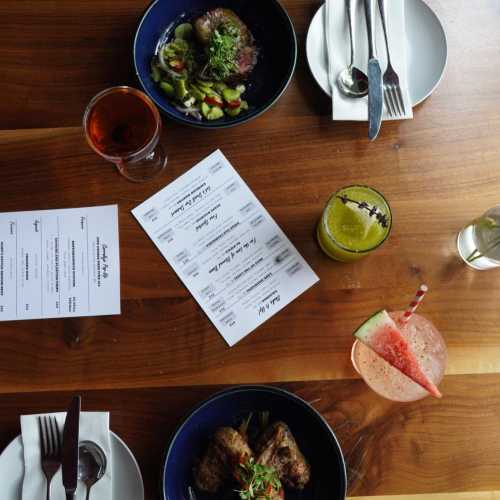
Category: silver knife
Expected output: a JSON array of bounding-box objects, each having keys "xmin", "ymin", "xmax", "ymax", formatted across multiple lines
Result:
[
  {"xmin": 62, "ymin": 396, "xmax": 81, "ymax": 500},
  {"xmin": 364, "ymin": 0, "xmax": 383, "ymax": 140}
]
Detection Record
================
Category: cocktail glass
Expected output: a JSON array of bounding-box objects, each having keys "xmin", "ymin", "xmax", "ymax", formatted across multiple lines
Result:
[
  {"xmin": 317, "ymin": 185, "xmax": 392, "ymax": 262},
  {"xmin": 83, "ymin": 86, "xmax": 167, "ymax": 182},
  {"xmin": 351, "ymin": 311, "xmax": 447, "ymax": 402}
]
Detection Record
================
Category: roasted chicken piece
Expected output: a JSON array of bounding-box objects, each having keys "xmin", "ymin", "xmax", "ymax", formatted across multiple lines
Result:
[
  {"xmin": 194, "ymin": 427, "xmax": 253, "ymax": 493},
  {"xmin": 255, "ymin": 421, "xmax": 311, "ymax": 490},
  {"xmin": 194, "ymin": 8, "xmax": 258, "ymax": 82}
]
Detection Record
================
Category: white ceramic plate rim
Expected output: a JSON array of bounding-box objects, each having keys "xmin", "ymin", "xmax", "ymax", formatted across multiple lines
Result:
[
  {"xmin": 0, "ymin": 431, "xmax": 144, "ymax": 500},
  {"xmin": 306, "ymin": 0, "xmax": 448, "ymax": 107}
]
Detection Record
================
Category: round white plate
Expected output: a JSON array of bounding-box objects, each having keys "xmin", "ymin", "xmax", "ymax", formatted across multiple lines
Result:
[
  {"xmin": 0, "ymin": 432, "xmax": 144, "ymax": 500},
  {"xmin": 306, "ymin": 0, "xmax": 447, "ymax": 106}
]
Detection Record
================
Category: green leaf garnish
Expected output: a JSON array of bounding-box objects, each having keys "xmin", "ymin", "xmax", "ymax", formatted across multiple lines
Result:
[
  {"xmin": 203, "ymin": 22, "xmax": 240, "ymax": 81},
  {"xmin": 236, "ymin": 458, "xmax": 281, "ymax": 500}
]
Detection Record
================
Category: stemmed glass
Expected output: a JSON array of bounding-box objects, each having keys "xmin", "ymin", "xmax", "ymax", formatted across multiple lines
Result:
[{"xmin": 83, "ymin": 86, "xmax": 167, "ymax": 182}]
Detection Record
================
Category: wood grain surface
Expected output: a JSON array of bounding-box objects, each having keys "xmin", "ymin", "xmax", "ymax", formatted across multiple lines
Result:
[
  {"xmin": 1, "ymin": 0, "xmax": 500, "ymax": 498},
  {"xmin": 1, "ymin": 377, "xmax": 500, "ymax": 499}
]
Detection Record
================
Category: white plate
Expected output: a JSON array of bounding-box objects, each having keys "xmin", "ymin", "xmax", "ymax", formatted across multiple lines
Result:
[
  {"xmin": 0, "ymin": 432, "xmax": 144, "ymax": 500},
  {"xmin": 306, "ymin": 0, "xmax": 447, "ymax": 106}
]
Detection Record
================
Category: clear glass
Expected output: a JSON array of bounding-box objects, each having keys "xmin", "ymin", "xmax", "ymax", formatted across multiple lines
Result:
[
  {"xmin": 457, "ymin": 205, "xmax": 500, "ymax": 270},
  {"xmin": 351, "ymin": 312, "xmax": 447, "ymax": 402},
  {"xmin": 83, "ymin": 86, "xmax": 167, "ymax": 182},
  {"xmin": 316, "ymin": 185, "xmax": 392, "ymax": 262}
]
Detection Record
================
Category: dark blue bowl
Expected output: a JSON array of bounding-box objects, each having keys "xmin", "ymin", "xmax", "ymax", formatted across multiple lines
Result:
[
  {"xmin": 134, "ymin": 0, "xmax": 297, "ymax": 128},
  {"xmin": 161, "ymin": 385, "xmax": 347, "ymax": 500}
]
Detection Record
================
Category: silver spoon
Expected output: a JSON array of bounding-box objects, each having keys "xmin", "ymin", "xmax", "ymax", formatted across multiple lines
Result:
[
  {"xmin": 78, "ymin": 441, "xmax": 107, "ymax": 500},
  {"xmin": 337, "ymin": 0, "xmax": 369, "ymax": 97}
]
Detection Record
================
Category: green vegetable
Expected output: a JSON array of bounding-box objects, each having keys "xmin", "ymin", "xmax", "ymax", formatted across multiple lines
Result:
[
  {"xmin": 214, "ymin": 82, "xmax": 228, "ymax": 93},
  {"xmin": 159, "ymin": 81, "xmax": 175, "ymax": 96},
  {"xmin": 236, "ymin": 458, "xmax": 282, "ymax": 500},
  {"xmin": 222, "ymin": 87, "xmax": 241, "ymax": 102},
  {"xmin": 175, "ymin": 23, "xmax": 193, "ymax": 40},
  {"xmin": 207, "ymin": 106, "xmax": 224, "ymax": 120},
  {"xmin": 201, "ymin": 102, "xmax": 211, "ymax": 119},
  {"xmin": 189, "ymin": 85, "xmax": 206, "ymax": 102},
  {"xmin": 151, "ymin": 64, "xmax": 161, "ymax": 83},
  {"xmin": 150, "ymin": 18, "xmax": 251, "ymax": 121},
  {"xmin": 225, "ymin": 106, "xmax": 241, "ymax": 117},
  {"xmin": 202, "ymin": 23, "xmax": 240, "ymax": 81},
  {"xmin": 196, "ymin": 79, "xmax": 214, "ymax": 88},
  {"xmin": 174, "ymin": 79, "xmax": 188, "ymax": 99}
]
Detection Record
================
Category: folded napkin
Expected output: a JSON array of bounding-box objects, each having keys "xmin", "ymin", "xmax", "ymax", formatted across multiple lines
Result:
[
  {"xmin": 326, "ymin": 0, "xmax": 413, "ymax": 121},
  {"xmin": 21, "ymin": 412, "xmax": 112, "ymax": 500}
]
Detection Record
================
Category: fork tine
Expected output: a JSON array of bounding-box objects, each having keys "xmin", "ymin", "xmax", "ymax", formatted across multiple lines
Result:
[
  {"xmin": 44, "ymin": 416, "xmax": 53, "ymax": 456},
  {"xmin": 383, "ymin": 90, "xmax": 395, "ymax": 117},
  {"xmin": 395, "ymin": 85, "xmax": 406, "ymax": 115},
  {"xmin": 54, "ymin": 417, "xmax": 61, "ymax": 456},
  {"xmin": 385, "ymin": 87, "xmax": 398, "ymax": 117},
  {"xmin": 49, "ymin": 417, "xmax": 59, "ymax": 457},
  {"xmin": 389, "ymin": 86, "xmax": 403, "ymax": 116},
  {"xmin": 38, "ymin": 417, "xmax": 46, "ymax": 458}
]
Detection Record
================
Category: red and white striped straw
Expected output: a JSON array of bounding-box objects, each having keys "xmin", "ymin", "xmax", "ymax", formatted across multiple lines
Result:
[{"xmin": 399, "ymin": 284, "xmax": 428, "ymax": 327}]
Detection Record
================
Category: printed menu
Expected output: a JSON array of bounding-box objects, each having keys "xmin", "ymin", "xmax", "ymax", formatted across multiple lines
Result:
[
  {"xmin": 133, "ymin": 150, "xmax": 319, "ymax": 346},
  {"xmin": 0, "ymin": 205, "xmax": 120, "ymax": 321}
]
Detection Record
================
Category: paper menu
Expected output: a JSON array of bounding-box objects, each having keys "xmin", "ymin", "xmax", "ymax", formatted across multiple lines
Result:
[
  {"xmin": 132, "ymin": 150, "xmax": 319, "ymax": 346},
  {"xmin": 0, "ymin": 205, "xmax": 120, "ymax": 321}
]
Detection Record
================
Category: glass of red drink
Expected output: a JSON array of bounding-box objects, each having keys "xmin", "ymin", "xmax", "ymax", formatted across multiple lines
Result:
[
  {"xmin": 351, "ymin": 312, "xmax": 447, "ymax": 402},
  {"xmin": 83, "ymin": 86, "xmax": 167, "ymax": 182}
]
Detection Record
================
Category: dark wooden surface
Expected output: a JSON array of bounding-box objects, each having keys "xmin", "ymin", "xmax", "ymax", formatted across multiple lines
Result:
[
  {"xmin": 2, "ymin": 377, "xmax": 500, "ymax": 499},
  {"xmin": 1, "ymin": 0, "xmax": 500, "ymax": 498}
]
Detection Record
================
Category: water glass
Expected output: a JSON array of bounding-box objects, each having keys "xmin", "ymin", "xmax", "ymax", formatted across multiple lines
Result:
[{"xmin": 457, "ymin": 205, "xmax": 500, "ymax": 270}]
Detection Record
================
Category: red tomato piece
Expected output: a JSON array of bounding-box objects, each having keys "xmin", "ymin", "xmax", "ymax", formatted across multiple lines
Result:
[{"xmin": 204, "ymin": 95, "xmax": 223, "ymax": 107}]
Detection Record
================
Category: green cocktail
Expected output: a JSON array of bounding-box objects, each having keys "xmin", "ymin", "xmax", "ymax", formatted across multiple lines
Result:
[{"xmin": 317, "ymin": 185, "xmax": 392, "ymax": 262}]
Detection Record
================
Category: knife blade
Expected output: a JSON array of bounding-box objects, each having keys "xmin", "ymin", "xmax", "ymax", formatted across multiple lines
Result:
[
  {"xmin": 364, "ymin": 0, "xmax": 383, "ymax": 140},
  {"xmin": 62, "ymin": 395, "xmax": 81, "ymax": 500}
]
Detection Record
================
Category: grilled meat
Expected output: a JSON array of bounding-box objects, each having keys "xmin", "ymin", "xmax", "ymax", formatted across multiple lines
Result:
[
  {"xmin": 256, "ymin": 422, "xmax": 311, "ymax": 490},
  {"xmin": 193, "ymin": 8, "xmax": 258, "ymax": 82},
  {"xmin": 194, "ymin": 427, "xmax": 253, "ymax": 493}
]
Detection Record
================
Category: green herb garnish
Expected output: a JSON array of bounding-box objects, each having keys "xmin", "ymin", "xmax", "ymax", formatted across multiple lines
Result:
[
  {"xmin": 236, "ymin": 458, "xmax": 282, "ymax": 500},
  {"xmin": 203, "ymin": 22, "xmax": 240, "ymax": 81}
]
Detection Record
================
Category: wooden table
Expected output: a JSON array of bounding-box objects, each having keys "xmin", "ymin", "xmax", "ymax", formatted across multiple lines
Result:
[{"xmin": 1, "ymin": 0, "xmax": 499, "ymax": 498}]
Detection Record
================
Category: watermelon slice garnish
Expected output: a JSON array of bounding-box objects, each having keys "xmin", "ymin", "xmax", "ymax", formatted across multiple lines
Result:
[{"xmin": 354, "ymin": 310, "xmax": 442, "ymax": 398}]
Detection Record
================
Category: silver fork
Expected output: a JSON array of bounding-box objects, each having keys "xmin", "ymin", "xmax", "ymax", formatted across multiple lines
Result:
[
  {"xmin": 377, "ymin": 0, "xmax": 405, "ymax": 117},
  {"xmin": 38, "ymin": 416, "xmax": 62, "ymax": 500}
]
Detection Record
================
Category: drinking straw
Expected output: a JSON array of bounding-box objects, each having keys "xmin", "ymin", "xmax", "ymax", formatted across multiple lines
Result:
[{"xmin": 399, "ymin": 284, "xmax": 428, "ymax": 327}]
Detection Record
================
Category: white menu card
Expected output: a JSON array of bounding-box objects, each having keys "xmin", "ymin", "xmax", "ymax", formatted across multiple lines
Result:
[
  {"xmin": 132, "ymin": 150, "xmax": 319, "ymax": 346},
  {"xmin": 0, "ymin": 205, "xmax": 120, "ymax": 321}
]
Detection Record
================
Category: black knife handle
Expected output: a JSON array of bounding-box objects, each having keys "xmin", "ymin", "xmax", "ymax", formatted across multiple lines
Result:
[
  {"xmin": 66, "ymin": 493, "xmax": 75, "ymax": 500},
  {"xmin": 364, "ymin": 0, "xmax": 376, "ymax": 59}
]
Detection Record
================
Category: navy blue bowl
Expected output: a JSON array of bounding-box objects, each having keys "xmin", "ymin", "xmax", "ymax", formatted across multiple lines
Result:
[
  {"xmin": 161, "ymin": 385, "xmax": 347, "ymax": 500},
  {"xmin": 134, "ymin": 0, "xmax": 297, "ymax": 128}
]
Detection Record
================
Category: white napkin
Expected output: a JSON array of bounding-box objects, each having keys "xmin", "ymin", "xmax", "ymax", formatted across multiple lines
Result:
[
  {"xmin": 20, "ymin": 412, "xmax": 112, "ymax": 500},
  {"xmin": 326, "ymin": 0, "xmax": 413, "ymax": 121}
]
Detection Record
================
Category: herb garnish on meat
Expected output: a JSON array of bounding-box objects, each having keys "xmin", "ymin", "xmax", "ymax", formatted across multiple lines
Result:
[
  {"xmin": 236, "ymin": 458, "xmax": 282, "ymax": 500},
  {"xmin": 203, "ymin": 22, "xmax": 240, "ymax": 81}
]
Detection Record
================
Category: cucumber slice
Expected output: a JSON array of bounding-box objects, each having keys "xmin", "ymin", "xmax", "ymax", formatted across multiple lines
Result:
[
  {"xmin": 222, "ymin": 88, "xmax": 240, "ymax": 102},
  {"xmin": 201, "ymin": 102, "xmax": 210, "ymax": 119},
  {"xmin": 207, "ymin": 107, "xmax": 224, "ymax": 120},
  {"xmin": 190, "ymin": 86, "xmax": 206, "ymax": 102},
  {"xmin": 175, "ymin": 79, "xmax": 188, "ymax": 99},
  {"xmin": 174, "ymin": 23, "xmax": 193, "ymax": 40},
  {"xmin": 159, "ymin": 81, "xmax": 175, "ymax": 97},
  {"xmin": 225, "ymin": 106, "xmax": 241, "ymax": 117},
  {"xmin": 214, "ymin": 82, "xmax": 228, "ymax": 93}
]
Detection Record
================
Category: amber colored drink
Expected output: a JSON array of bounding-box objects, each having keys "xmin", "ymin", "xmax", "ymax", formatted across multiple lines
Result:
[{"xmin": 85, "ymin": 87, "xmax": 158, "ymax": 158}]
